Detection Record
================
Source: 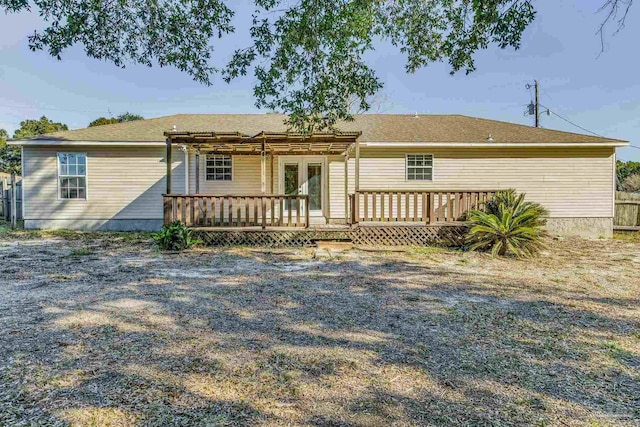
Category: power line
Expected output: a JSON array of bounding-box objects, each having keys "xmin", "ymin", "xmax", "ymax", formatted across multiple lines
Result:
[{"xmin": 538, "ymin": 103, "xmax": 604, "ymax": 137}]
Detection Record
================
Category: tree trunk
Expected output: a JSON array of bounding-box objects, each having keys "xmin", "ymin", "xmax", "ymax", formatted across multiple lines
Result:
[{"xmin": 499, "ymin": 238, "xmax": 508, "ymax": 256}]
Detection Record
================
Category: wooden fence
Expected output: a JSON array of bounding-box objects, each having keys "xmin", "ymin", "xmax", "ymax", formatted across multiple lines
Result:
[
  {"xmin": 351, "ymin": 190, "xmax": 497, "ymax": 224},
  {"xmin": 615, "ymin": 191, "xmax": 640, "ymax": 231},
  {"xmin": 163, "ymin": 194, "xmax": 310, "ymax": 228},
  {"xmin": 0, "ymin": 177, "xmax": 22, "ymax": 223}
]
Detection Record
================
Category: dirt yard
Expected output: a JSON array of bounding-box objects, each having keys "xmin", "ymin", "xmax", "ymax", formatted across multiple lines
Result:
[{"xmin": 0, "ymin": 230, "xmax": 638, "ymax": 426}]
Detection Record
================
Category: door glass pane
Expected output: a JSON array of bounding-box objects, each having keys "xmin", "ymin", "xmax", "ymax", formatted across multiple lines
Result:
[
  {"xmin": 307, "ymin": 164, "xmax": 321, "ymax": 211},
  {"xmin": 284, "ymin": 164, "xmax": 299, "ymax": 210}
]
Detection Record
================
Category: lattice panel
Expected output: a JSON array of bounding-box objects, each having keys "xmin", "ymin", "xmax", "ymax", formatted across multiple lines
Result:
[
  {"xmin": 350, "ymin": 226, "xmax": 466, "ymax": 246},
  {"xmin": 193, "ymin": 225, "xmax": 467, "ymax": 248}
]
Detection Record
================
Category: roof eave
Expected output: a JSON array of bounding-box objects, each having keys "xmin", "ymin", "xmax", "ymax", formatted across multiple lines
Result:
[
  {"xmin": 8, "ymin": 140, "xmax": 166, "ymax": 146},
  {"xmin": 360, "ymin": 141, "xmax": 629, "ymax": 148}
]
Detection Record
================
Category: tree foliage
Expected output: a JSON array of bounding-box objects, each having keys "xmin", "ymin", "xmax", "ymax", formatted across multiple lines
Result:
[
  {"xmin": 0, "ymin": 1, "xmax": 631, "ymax": 130},
  {"xmin": 0, "ymin": 0, "xmax": 537, "ymax": 131},
  {"xmin": 2, "ymin": 116, "xmax": 69, "ymax": 174},
  {"xmin": 0, "ymin": 128, "xmax": 21, "ymax": 175},
  {"xmin": 12, "ymin": 116, "xmax": 69, "ymax": 139},
  {"xmin": 621, "ymin": 173, "xmax": 640, "ymax": 192},
  {"xmin": 228, "ymin": 0, "xmax": 537, "ymax": 131},
  {"xmin": 617, "ymin": 160, "xmax": 640, "ymax": 189},
  {"xmin": 89, "ymin": 112, "xmax": 144, "ymax": 127}
]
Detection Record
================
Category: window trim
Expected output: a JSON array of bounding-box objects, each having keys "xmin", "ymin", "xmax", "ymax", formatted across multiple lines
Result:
[
  {"xmin": 56, "ymin": 152, "xmax": 88, "ymax": 201},
  {"xmin": 204, "ymin": 153, "xmax": 234, "ymax": 182},
  {"xmin": 405, "ymin": 153, "xmax": 434, "ymax": 182}
]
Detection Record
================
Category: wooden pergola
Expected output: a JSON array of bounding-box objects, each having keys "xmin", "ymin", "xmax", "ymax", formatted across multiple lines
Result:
[{"xmin": 164, "ymin": 130, "xmax": 362, "ymax": 222}]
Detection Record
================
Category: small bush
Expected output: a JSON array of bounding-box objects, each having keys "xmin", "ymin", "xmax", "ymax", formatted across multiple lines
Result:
[
  {"xmin": 152, "ymin": 221, "xmax": 202, "ymax": 251},
  {"xmin": 465, "ymin": 189, "xmax": 548, "ymax": 258}
]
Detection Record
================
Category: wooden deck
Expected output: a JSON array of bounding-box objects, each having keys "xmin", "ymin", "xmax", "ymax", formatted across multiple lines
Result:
[{"xmin": 164, "ymin": 190, "xmax": 496, "ymax": 247}]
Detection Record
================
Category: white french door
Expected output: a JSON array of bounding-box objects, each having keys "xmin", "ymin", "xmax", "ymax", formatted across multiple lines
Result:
[{"xmin": 278, "ymin": 156, "xmax": 326, "ymax": 217}]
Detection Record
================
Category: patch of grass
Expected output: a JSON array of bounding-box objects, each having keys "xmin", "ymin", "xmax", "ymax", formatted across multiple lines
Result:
[
  {"xmin": 613, "ymin": 231, "xmax": 640, "ymax": 243},
  {"xmin": 68, "ymin": 249, "xmax": 95, "ymax": 258},
  {"xmin": 514, "ymin": 396, "xmax": 547, "ymax": 411},
  {"xmin": 0, "ymin": 223, "xmax": 153, "ymax": 244},
  {"xmin": 409, "ymin": 246, "xmax": 447, "ymax": 256}
]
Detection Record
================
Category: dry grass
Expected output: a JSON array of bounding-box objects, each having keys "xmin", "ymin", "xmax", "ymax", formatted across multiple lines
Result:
[
  {"xmin": 0, "ymin": 232, "xmax": 638, "ymax": 426},
  {"xmin": 614, "ymin": 231, "xmax": 640, "ymax": 244}
]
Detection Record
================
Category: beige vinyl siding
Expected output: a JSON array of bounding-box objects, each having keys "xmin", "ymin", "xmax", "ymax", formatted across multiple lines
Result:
[
  {"xmin": 23, "ymin": 146, "xmax": 185, "ymax": 220},
  {"xmin": 189, "ymin": 151, "xmax": 277, "ymax": 195},
  {"xmin": 328, "ymin": 155, "xmax": 351, "ymax": 219},
  {"xmin": 328, "ymin": 147, "xmax": 615, "ymax": 220}
]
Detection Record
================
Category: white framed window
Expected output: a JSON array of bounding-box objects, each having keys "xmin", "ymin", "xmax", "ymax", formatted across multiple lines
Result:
[
  {"xmin": 57, "ymin": 153, "xmax": 87, "ymax": 199},
  {"xmin": 206, "ymin": 154, "xmax": 233, "ymax": 181},
  {"xmin": 406, "ymin": 154, "xmax": 433, "ymax": 181}
]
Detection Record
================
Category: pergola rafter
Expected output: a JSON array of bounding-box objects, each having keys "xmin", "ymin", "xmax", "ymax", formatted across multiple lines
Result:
[{"xmin": 165, "ymin": 130, "xmax": 359, "ymax": 155}]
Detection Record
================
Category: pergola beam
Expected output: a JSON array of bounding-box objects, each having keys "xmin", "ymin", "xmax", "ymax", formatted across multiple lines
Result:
[
  {"xmin": 195, "ymin": 149, "xmax": 200, "ymax": 193},
  {"xmin": 165, "ymin": 138, "xmax": 172, "ymax": 194},
  {"xmin": 345, "ymin": 150, "xmax": 349, "ymax": 225}
]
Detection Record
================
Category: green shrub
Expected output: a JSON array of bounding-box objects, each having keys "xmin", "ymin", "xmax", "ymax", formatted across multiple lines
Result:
[
  {"xmin": 152, "ymin": 221, "xmax": 202, "ymax": 251},
  {"xmin": 465, "ymin": 189, "xmax": 548, "ymax": 257}
]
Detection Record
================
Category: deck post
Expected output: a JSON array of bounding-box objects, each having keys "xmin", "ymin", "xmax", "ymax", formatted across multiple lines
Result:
[
  {"xmin": 344, "ymin": 150, "xmax": 349, "ymax": 225},
  {"xmin": 270, "ymin": 152, "xmax": 274, "ymax": 194},
  {"xmin": 354, "ymin": 139, "xmax": 360, "ymax": 223},
  {"xmin": 194, "ymin": 149, "xmax": 200, "ymax": 194},
  {"xmin": 261, "ymin": 138, "xmax": 266, "ymax": 195},
  {"xmin": 305, "ymin": 195, "xmax": 310, "ymax": 228},
  {"xmin": 165, "ymin": 138, "xmax": 172, "ymax": 194}
]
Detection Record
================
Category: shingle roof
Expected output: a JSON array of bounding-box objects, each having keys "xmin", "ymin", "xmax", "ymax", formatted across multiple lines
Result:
[{"xmin": 16, "ymin": 113, "xmax": 626, "ymax": 144}]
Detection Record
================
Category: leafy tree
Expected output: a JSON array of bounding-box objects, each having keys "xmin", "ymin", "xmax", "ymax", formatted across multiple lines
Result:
[
  {"xmin": 621, "ymin": 174, "xmax": 640, "ymax": 192},
  {"xmin": 465, "ymin": 189, "xmax": 548, "ymax": 258},
  {"xmin": 3, "ymin": 117, "xmax": 69, "ymax": 174},
  {"xmin": 0, "ymin": 129, "xmax": 21, "ymax": 175},
  {"xmin": 12, "ymin": 116, "xmax": 68, "ymax": 139},
  {"xmin": 0, "ymin": 1, "xmax": 631, "ymax": 130},
  {"xmin": 617, "ymin": 160, "xmax": 640, "ymax": 189},
  {"xmin": 88, "ymin": 117, "xmax": 120, "ymax": 127},
  {"xmin": 88, "ymin": 112, "xmax": 144, "ymax": 127}
]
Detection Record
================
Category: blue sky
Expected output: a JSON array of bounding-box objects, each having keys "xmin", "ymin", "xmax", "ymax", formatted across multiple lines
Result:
[{"xmin": 0, "ymin": 0, "xmax": 638, "ymax": 160}]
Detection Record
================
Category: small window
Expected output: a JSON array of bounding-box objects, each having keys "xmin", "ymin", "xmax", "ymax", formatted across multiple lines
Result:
[
  {"xmin": 406, "ymin": 154, "xmax": 433, "ymax": 181},
  {"xmin": 206, "ymin": 154, "xmax": 233, "ymax": 181},
  {"xmin": 58, "ymin": 153, "xmax": 87, "ymax": 199}
]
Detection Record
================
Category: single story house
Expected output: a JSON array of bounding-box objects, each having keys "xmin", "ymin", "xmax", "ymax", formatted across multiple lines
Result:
[{"xmin": 9, "ymin": 114, "xmax": 627, "ymax": 240}]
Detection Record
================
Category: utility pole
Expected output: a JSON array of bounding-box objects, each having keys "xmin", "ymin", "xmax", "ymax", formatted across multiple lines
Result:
[
  {"xmin": 526, "ymin": 80, "xmax": 542, "ymax": 127},
  {"xmin": 534, "ymin": 80, "xmax": 540, "ymax": 128}
]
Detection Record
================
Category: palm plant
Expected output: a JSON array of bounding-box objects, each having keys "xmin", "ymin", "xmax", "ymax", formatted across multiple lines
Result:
[
  {"xmin": 465, "ymin": 189, "xmax": 549, "ymax": 257},
  {"xmin": 152, "ymin": 221, "xmax": 202, "ymax": 251}
]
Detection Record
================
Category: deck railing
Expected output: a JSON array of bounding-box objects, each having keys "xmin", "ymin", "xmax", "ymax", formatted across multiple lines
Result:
[
  {"xmin": 163, "ymin": 194, "xmax": 310, "ymax": 228},
  {"xmin": 351, "ymin": 190, "xmax": 497, "ymax": 224}
]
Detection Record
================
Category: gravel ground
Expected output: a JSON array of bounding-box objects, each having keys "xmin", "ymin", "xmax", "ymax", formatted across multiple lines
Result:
[{"xmin": 0, "ymin": 230, "xmax": 638, "ymax": 426}]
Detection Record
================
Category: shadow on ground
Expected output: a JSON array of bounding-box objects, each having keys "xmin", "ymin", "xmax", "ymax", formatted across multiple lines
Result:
[{"xmin": 0, "ymin": 235, "xmax": 638, "ymax": 426}]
